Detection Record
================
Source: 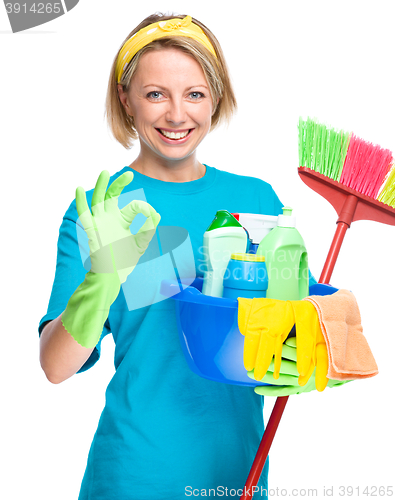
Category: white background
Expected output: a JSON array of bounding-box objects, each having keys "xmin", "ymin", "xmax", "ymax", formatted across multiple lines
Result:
[{"xmin": 1, "ymin": 1, "xmax": 394, "ymax": 499}]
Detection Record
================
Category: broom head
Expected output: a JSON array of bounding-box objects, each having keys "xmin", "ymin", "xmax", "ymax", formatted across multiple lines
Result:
[{"xmin": 298, "ymin": 118, "xmax": 395, "ymax": 226}]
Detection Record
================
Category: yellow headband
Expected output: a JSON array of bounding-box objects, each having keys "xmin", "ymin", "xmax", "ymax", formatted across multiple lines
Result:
[{"xmin": 115, "ymin": 15, "xmax": 217, "ymax": 84}]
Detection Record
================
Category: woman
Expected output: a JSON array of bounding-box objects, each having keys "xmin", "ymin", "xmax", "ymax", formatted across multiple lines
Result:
[{"xmin": 39, "ymin": 13, "xmax": 285, "ymax": 499}]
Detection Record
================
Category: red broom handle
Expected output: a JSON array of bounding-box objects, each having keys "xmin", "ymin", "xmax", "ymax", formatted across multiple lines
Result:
[
  {"xmin": 240, "ymin": 194, "xmax": 359, "ymax": 499},
  {"xmin": 319, "ymin": 194, "xmax": 358, "ymax": 283},
  {"xmin": 239, "ymin": 396, "xmax": 289, "ymax": 499},
  {"xmin": 319, "ymin": 222, "xmax": 349, "ymax": 283}
]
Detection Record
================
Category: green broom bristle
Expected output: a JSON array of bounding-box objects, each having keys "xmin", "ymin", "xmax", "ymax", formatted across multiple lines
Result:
[
  {"xmin": 299, "ymin": 117, "xmax": 395, "ymax": 208},
  {"xmin": 378, "ymin": 165, "xmax": 395, "ymax": 207},
  {"xmin": 298, "ymin": 117, "xmax": 350, "ymax": 181}
]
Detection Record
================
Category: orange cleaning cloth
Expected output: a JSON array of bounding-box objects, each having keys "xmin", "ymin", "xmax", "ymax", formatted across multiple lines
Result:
[{"xmin": 305, "ymin": 289, "xmax": 378, "ymax": 381}]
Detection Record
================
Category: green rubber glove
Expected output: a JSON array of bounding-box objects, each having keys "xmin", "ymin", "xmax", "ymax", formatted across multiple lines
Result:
[
  {"xmin": 250, "ymin": 338, "xmax": 349, "ymax": 396},
  {"xmin": 61, "ymin": 170, "xmax": 161, "ymax": 348}
]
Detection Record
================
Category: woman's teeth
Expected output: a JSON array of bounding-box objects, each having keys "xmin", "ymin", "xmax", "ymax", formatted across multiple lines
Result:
[{"xmin": 160, "ymin": 129, "xmax": 190, "ymax": 139}]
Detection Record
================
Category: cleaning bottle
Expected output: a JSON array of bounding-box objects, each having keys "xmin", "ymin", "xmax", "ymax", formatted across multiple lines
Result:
[
  {"xmin": 202, "ymin": 210, "xmax": 247, "ymax": 297},
  {"xmin": 232, "ymin": 213, "xmax": 278, "ymax": 254},
  {"xmin": 256, "ymin": 206, "xmax": 309, "ymax": 300},
  {"xmin": 222, "ymin": 253, "xmax": 268, "ymax": 299}
]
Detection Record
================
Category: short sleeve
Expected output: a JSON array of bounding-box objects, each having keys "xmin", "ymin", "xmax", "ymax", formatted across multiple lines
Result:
[
  {"xmin": 256, "ymin": 179, "xmax": 284, "ymax": 216},
  {"xmin": 38, "ymin": 201, "xmax": 111, "ymax": 373},
  {"xmin": 273, "ymin": 192, "xmax": 284, "ymax": 216}
]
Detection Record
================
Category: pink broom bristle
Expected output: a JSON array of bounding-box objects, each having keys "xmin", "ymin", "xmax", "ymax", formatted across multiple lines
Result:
[{"xmin": 340, "ymin": 134, "xmax": 393, "ymax": 199}]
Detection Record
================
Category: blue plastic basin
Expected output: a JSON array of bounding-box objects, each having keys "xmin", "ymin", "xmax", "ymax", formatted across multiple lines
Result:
[{"xmin": 160, "ymin": 277, "xmax": 338, "ymax": 387}]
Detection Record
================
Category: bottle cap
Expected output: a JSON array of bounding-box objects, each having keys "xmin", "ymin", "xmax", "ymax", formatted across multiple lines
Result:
[
  {"xmin": 277, "ymin": 206, "xmax": 296, "ymax": 228},
  {"xmin": 231, "ymin": 252, "xmax": 265, "ymax": 262},
  {"xmin": 205, "ymin": 210, "xmax": 242, "ymax": 231}
]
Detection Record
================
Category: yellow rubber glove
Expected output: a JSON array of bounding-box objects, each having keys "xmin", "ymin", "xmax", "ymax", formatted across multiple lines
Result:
[
  {"xmin": 238, "ymin": 297, "xmax": 330, "ymax": 391},
  {"xmin": 237, "ymin": 298, "xmax": 295, "ymax": 381},
  {"xmin": 289, "ymin": 301, "xmax": 329, "ymax": 392}
]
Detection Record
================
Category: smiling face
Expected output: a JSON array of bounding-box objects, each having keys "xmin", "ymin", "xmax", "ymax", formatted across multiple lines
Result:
[{"xmin": 119, "ymin": 48, "xmax": 214, "ymax": 163}]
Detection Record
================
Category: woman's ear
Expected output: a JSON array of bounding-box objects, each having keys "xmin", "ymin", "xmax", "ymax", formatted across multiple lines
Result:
[{"xmin": 117, "ymin": 84, "xmax": 133, "ymax": 116}]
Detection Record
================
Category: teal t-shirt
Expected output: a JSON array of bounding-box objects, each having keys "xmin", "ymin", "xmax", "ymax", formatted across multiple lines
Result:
[{"xmin": 39, "ymin": 164, "xmax": 285, "ymax": 499}]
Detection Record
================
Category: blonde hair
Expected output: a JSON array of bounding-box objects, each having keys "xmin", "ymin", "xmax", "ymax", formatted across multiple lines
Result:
[{"xmin": 105, "ymin": 13, "xmax": 237, "ymax": 149}]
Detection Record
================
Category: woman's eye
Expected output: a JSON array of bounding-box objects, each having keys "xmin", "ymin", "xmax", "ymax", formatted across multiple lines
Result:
[
  {"xmin": 147, "ymin": 91, "xmax": 163, "ymax": 100},
  {"xmin": 189, "ymin": 92, "xmax": 205, "ymax": 100}
]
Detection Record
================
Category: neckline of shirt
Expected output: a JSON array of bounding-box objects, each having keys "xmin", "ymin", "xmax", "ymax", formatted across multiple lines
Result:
[{"xmin": 122, "ymin": 164, "xmax": 217, "ymax": 194}]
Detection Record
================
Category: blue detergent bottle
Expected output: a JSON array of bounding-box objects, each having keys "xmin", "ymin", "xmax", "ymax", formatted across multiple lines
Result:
[
  {"xmin": 222, "ymin": 252, "xmax": 268, "ymax": 299},
  {"xmin": 256, "ymin": 206, "xmax": 309, "ymax": 300}
]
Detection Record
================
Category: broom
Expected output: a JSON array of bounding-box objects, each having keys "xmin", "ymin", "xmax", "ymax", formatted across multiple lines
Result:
[{"xmin": 240, "ymin": 118, "xmax": 395, "ymax": 499}]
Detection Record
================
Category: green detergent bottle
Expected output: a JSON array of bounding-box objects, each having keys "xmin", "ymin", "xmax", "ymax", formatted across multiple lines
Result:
[
  {"xmin": 256, "ymin": 207, "xmax": 309, "ymax": 300},
  {"xmin": 202, "ymin": 210, "xmax": 247, "ymax": 298}
]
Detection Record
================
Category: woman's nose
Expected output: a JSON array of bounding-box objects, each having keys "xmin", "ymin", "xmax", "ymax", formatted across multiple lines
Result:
[{"xmin": 165, "ymin": 98, "xmax": 187, "ymax": 125}]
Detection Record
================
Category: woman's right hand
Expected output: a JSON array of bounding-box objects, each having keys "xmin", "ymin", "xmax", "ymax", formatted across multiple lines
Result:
[{"xmin": 77, "ymin": 170, "xmax": 161, "ymax": 284}]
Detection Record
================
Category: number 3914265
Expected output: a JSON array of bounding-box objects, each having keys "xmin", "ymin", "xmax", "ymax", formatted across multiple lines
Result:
[{"xmin": 5, "ymin": 3, "xmax": 62, "ymax": 14}]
